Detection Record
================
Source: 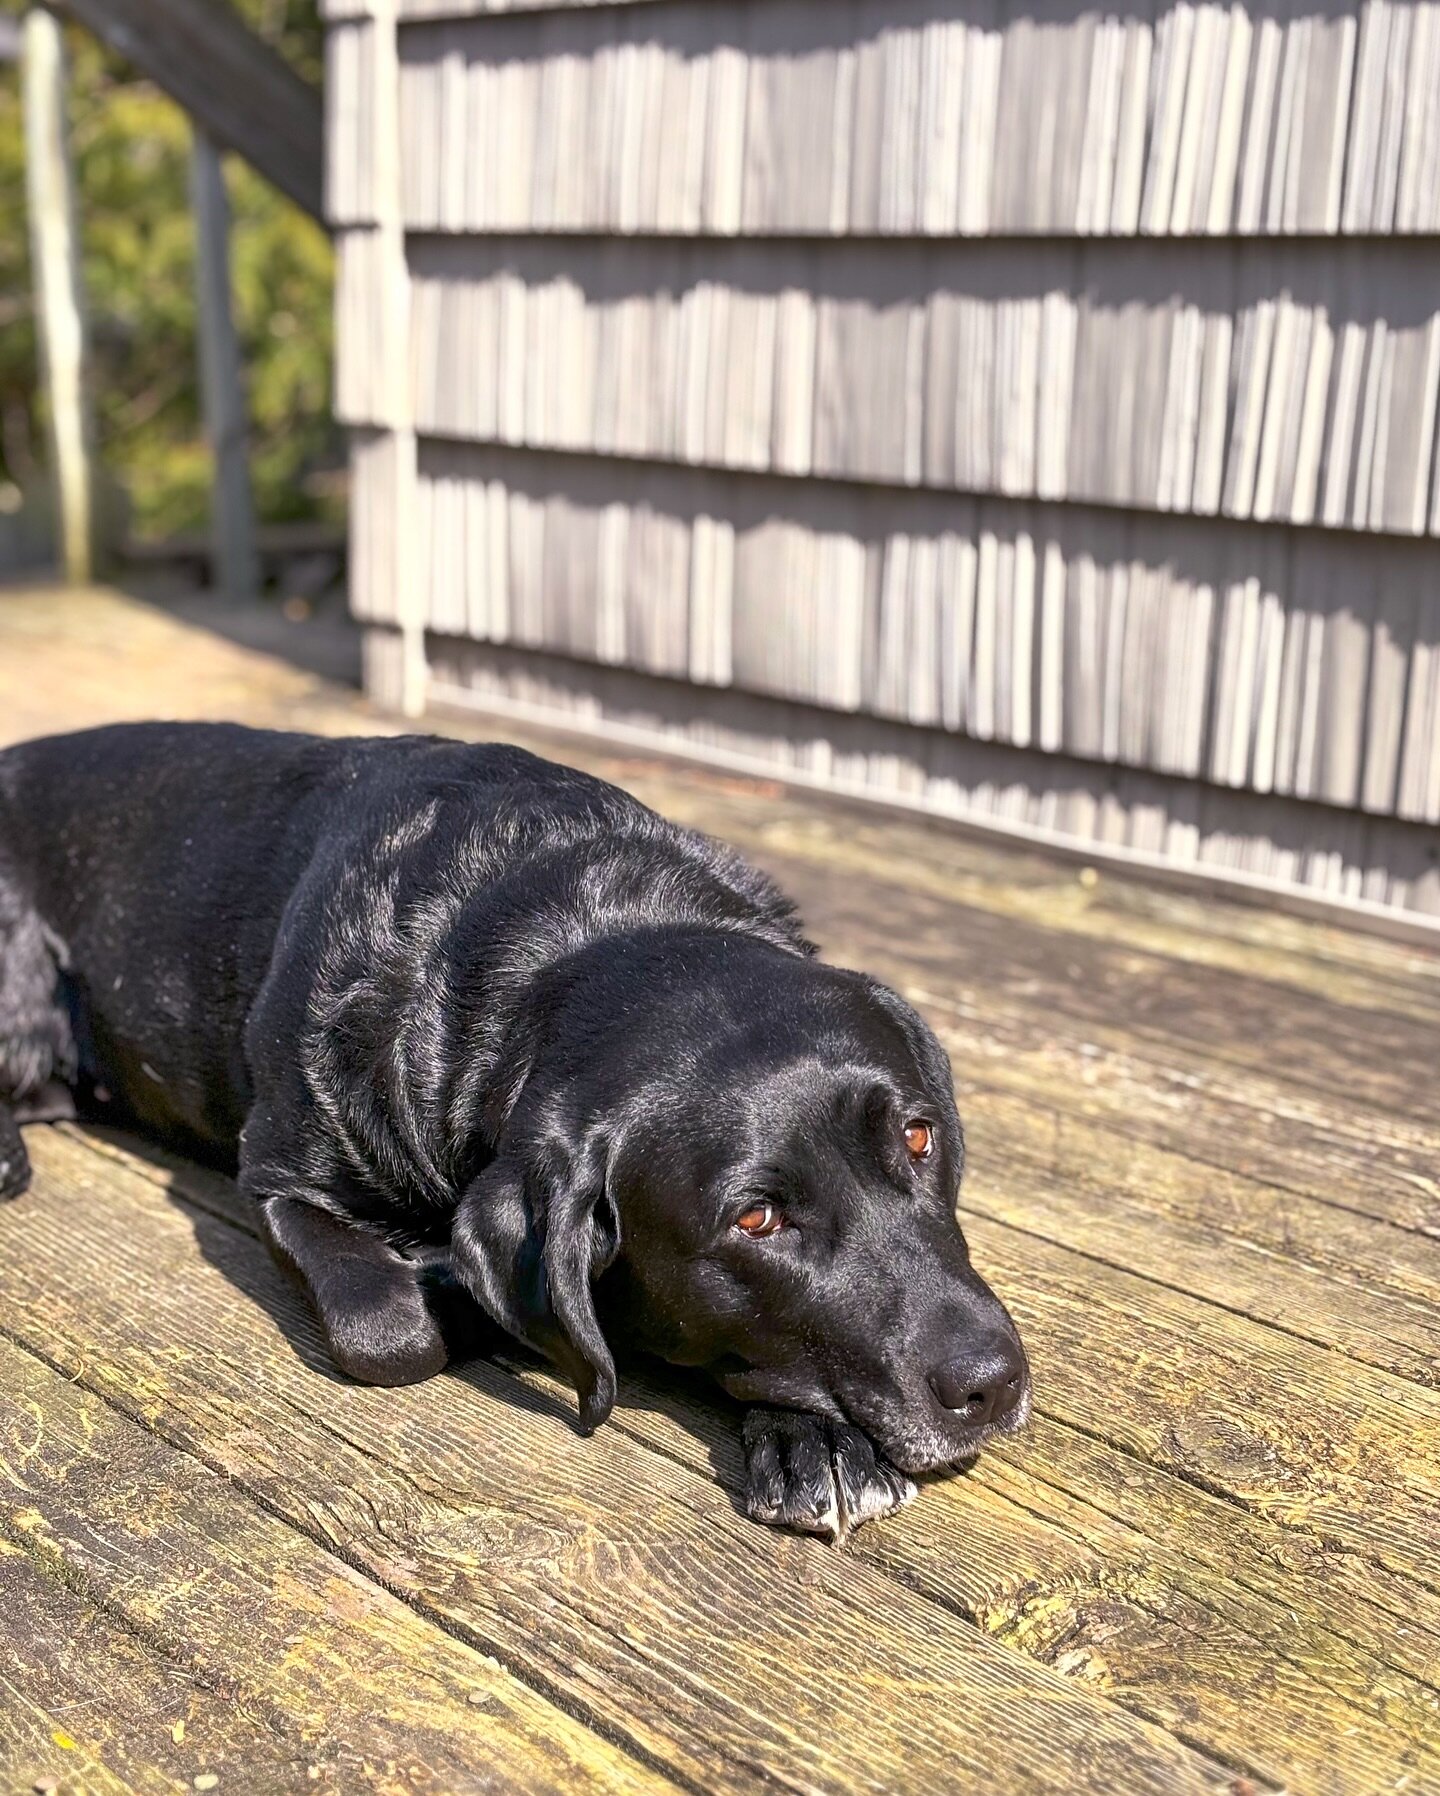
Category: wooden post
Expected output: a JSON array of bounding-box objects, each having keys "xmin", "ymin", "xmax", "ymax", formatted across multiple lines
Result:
[
  {"xmin": 52, "ymin": 0, "xmax": 324, "ymax": 223},
  {"xmin": 356, "ymin": 0, "xmax": 426, "ymax": 717},
  {"xmin": 22, "ymin": 5, "xmax": 95, "ymax": 585},
  {"xmin": 190, "ymin": 129, "xmax": 259, "ymax": 602}
]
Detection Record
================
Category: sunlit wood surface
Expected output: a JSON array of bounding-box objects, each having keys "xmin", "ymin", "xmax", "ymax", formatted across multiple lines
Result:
[{"xmin": 2, "ymin": 583, "xmax": 1438, "ymax": 1796}]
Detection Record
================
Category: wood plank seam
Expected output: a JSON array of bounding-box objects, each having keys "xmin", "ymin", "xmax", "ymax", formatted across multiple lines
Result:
[
  {"xmin": 26, "ymin": 1161, "xmax": 1193, "ymax": 1793},
  {"xmin": 959, "ymin": 1191, "xmax": 1440, "ymax": 1384},
  {"xmin": 0, "ymin": 1185, "xmax": 709, "ymax": 1791},
  {"xmin": 961, "ymin": 1077, "xmax": 1440, "ymax": 1282},
  {"xmin": 556, "ymin": 744, "xmax": 1440, "ymax": 1011},
  {"xmin": 6, "ymin": 595, "xmax": 1440, "ymax": 1790},
  {"xmin": 4, "ymin": 1506, "xmax": 306, "ymax": 1732},
  {"xmin": 19, "ymin": 1103, "xmax": 1440, "ymax": 1785},
  {"xmin": 905, "ymin": 982, "xmax": 1440, "ymax": 1235},
  {"xmin": 0, "ymin": 1670, "xmax": 138, "ymax": 1796},
  {"xmin": 1042, "ymin": 1396, "xmax": 1440, "ymax": 1608},
  {"xmin": 814, "ymin": 904, "xmax": 1440, "ymax": 1131},
  {"xmin": 0, "ymin": 1334, "xmax": 682, "ymax": 1796},
  {"xmin": 963, "ymin": 1103, "xmax": 1440, "ymax": 1246},
  {"xmin": 295, "ymin": 1241, "xmax": 1440, "ymax": 1780},
  {"xmin": 499, "ymin": 1343, "xmax": 1436, "ymax": 1774},
  {"xmin": 0, "ymin": 1310, "xmax": 708, "ymax": 1796},
  {"xmin": 977, "ymin": 1458, "xmax": 1440, "ymax": 1709},
  {"xmin": 18, "ymin": 1129, "xmax": 1301, "ymax": 1790},
  {"xmin": 61, "ymin": 1122, "xmax": 1440, "ymax": 1547},
  {"xmin": 49, "ymin": 1128, "xmax": 1440, "ymax": 1717},
  {"xmin": 696, "ymin": 797, "xmax": 1440, "ymax": 1021},
  {"xmin": 736, "ymin": 850, "xmax": 1440, "ymax": 1134}
]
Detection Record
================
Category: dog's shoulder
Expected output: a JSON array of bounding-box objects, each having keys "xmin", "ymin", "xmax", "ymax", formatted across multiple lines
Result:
[{"xmin": 312, "ymin": 736, "xmax": 814, "ymax": 963}]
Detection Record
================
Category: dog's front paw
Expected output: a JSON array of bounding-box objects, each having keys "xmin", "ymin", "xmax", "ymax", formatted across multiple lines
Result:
[{"xmin": 742, "ymin": 1408, "xmax": 917, "ymax": 1544}]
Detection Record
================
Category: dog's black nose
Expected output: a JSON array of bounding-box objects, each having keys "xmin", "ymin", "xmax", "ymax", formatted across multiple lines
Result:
[{"xmin": 929, "ymin": 1340, "xmax": 1026, "ymax": 1427}]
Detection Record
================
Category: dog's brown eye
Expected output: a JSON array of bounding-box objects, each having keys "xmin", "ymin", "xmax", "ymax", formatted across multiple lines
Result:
[
  {"xmin": 903, "ymin": 1120, "xmax": 934, "ymax": 1161},
  {"xmin": 736, "ymin": 1202, "xmax": 783, "ymax": 1237}
]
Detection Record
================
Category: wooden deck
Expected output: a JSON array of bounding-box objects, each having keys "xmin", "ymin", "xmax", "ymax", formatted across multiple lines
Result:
[{"xmin": 2, "ymin": 583, "xmax": 1439, "ymax": 1796}]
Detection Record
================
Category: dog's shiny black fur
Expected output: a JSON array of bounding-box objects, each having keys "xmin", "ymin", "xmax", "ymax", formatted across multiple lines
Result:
[{"xmin": 0, "ymin": 723, "xmax": 1030, "ymax": 1540}]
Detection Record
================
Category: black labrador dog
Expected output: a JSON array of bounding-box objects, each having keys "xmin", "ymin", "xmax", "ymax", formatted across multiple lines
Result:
[{"xmin": 0, "ymin": 723, "xmax": 1030, "ymax": 1540}]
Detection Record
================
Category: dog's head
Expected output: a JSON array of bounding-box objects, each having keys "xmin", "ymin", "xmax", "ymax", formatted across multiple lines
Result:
[{"xmin": 451, "ymin": 937, "xmax": 1030, "ymax": 1473}]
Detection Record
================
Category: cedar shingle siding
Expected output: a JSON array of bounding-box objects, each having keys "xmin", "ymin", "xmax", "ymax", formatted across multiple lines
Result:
[{"xmin": 327, "ymin": 0, "xmax": 1440, "ymax": 918}]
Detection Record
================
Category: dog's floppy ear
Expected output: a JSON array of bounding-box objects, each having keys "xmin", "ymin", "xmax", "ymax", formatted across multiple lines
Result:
[{"xmin": 452, "ymin": 1127, "xmax": 620, "ymax": 1432}]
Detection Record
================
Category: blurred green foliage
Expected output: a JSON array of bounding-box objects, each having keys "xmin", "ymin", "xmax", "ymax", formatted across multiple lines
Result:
[{"xmin": 0, "ymin": 0, "xmax": 339, "ymax": 541}]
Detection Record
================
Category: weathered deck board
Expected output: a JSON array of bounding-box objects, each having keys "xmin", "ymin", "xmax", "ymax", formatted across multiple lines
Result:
[
  {"xmin": 0, "ymin": 1336, "xmax": 670, "ymax": 1796},
  {"xmin": 764, "ymin": 848, "xmax": 1440, "ymax": 1129},
  {"xmin": 25, "ymin": 1123, "xmax": 1440, "ymax": 1796},
  {"xmin": 1, "ymin": 1128, "xmax": 1242, "ymax": 1796},
  {"xmin": 610, "ymin": 787, "xmax": 1440, "ymax": 1023},
  {"xmin": 154, "ymin": 1133, "xmax": 1440, "ymax": 1790},
  {"xmin": 970, "ymin": 1150, "xmax": 1440, "ymax": 1384},
  {"xmin": 963, "ymin": 1088, "xmax": 1440, "ymax": 1311},
  {"xmin": 136, "ymin": 1164, "xmax": 1439, "ymax": 1770},
  {"xmin": 0, "ymin": 1561, "xmax": 152, "ymax": 1796},
  {"xmin": 932, "ymin": 1002, "xmax": 1440, "ymax": 1239},
  {"xmin": 2, "ymin": 583, "xmax": 1439, "ymax": 1796}
]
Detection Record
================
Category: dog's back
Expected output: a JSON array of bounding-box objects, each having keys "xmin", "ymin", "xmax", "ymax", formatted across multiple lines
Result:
[{"xmin": 0, "ymin": 723, "xmax": 804, "ymax": 1177}]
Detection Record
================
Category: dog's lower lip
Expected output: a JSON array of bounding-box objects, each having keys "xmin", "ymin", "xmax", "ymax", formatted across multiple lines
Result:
[
  {"xmin": 896, "ymin": 1437, "xmax": 995, "ymax": 1475},
  {"xmin": 877, "ymin": 1388, "xmax": 1033, "ymax": 1473}
]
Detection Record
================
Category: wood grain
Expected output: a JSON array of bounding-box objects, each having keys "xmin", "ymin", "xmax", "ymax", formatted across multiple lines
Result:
[
  {"xmin": 129, "ymin": 1111, "xmax": 1440, "ymax": 1708},
  {"xmin": 761, "ymin": 846, "xmax": 1440, "ymax": 1128},
  {"xmin": 51, "ymin": 1124, "xmax": 1440, "ymax": 1796},
  {"xmin": 767, "ymin": 880, "xmax": 1440, "ymax": 1237},
  {"xmin": 593, "ymin": 1382, "xmax": 1440, "ymax": 1795},
  {"xmin": 0, "ymin": 1127, "xmax": 1240, "ymax": 1796},
  {"xmin": 14, "ymin": 586, "xmax": 1435, "ymax": 1221},
  {"xmin": 21, "ymin": 11, "xmax": 96, "ymax": 587},
  {"xmin": 0, "ymin": 1337, "xmax": 673, "ymax": 1796},
  {"xmin": 956, "ymin": 1098, "xmax": 1440, "ymax": 1383},
  {"xmin": 4, "ymin": 587, "xmax": 1440, "ymax": 1792},
  {"xmin": 933, "ymin": 990, "xmax": 1440, "ymax": 1236},
  {"xmin": 461, "ymin": 1307, "xmax": 1440, "ymax": 1796},
  {"xmin": 0, "ymin": 1558, "xmax": 146, "ymax": 1796},
  {"xmin": 960, "ymin": 1086, "xmax": 1440, "ymax": 1310},
  {"xmin": 600, "ymin": 776, "xmax": 1440, "ymax": 1024},
  {"xmin": 94, "ymin": 1124, "xmax": 1440, "ymax": 1591}
]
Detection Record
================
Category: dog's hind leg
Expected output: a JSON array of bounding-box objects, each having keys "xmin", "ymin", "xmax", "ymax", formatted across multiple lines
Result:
[
  {"xmin": 257, "ymin": 1190, "xmax": 452, "ymax": 1385},
  {"xmin": 239, "ymin": 1071, "xmax": 453, "ymax": 1384},
  {"xmin": 0, "ymin": 868, "xmax": 78, "ymax": 1200}
]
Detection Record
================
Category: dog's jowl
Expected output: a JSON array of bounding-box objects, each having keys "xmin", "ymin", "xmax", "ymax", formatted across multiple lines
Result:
[{"xmin": 0, "ymin": 724, "xmax": 1030, "ymax": 1540}]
